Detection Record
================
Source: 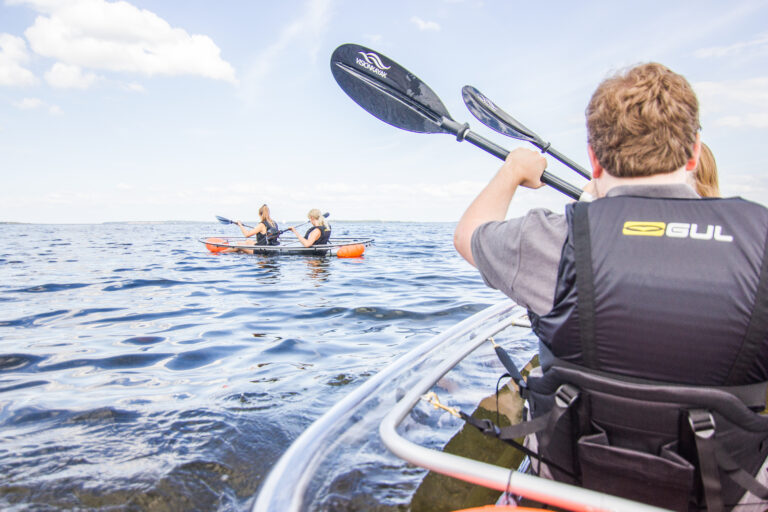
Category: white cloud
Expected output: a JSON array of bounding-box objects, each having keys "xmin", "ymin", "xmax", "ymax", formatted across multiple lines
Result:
[
  {"xmin": 715, "ymin": 113, "xmax": 768, "ymax": 129},
  {"xmin": 45, "ymin": 62, "xmax": 98, "ymax": 88},
  {"xmin": 12, "ymin": 95, "xmax": 62, "ymax": 114},
  {"xmin": 123, "ymin": 81, "xmax": 145, "ymax": 93},
  {"xmin": 695, "ymin": 77, "xmax": 768, "ymax": 128},
  {"xmin": 13, "ymin": 97, "xmax": 43, "ymax": 109},
  {"xmin": 0, "ymin": 33, "xmax": 38, "ymax": 86},
  {"xmin": 695, "ymin": 33, "xmax": 768, "ymax": 58},
  {"xmin": 12, "ymin": 0, "xmax": 236, "ymax": 83},
  {"xmin": 410, "ymin": 16, "xmax": 440, "ymax": 31}
]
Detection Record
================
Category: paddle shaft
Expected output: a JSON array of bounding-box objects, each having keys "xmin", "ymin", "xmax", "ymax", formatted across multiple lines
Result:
[
  {"xmin": 273, "ymin": 213, "xmax": 329, "ymax": 238},
  {"xmin": 442, "ymin": 118, "xmax": 584, "ymax": 200},
  {"xmin": 537, "ymin": 143, "xmax": 591, "ymax": 180},
  {"xmin": 217, "ymin": 216, "xmax": 256, "ymax": 230}
]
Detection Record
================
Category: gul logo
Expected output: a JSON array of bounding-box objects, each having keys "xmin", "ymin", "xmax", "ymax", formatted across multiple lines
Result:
[
  {"xmin": 622, "ymin": 222, "xmax": 665, "ymax": 236},
  {"xmin": 622, "ymin": 221, "xmax": 734, "ymax": 242},
  {"xmin": 356, "ymin": 52, "xmax": 390, "ymax": 78}
]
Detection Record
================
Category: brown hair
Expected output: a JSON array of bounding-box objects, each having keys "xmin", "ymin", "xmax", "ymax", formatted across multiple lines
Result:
[
  {"xmin": 586, "ymin": 62, "xmax": 699, "ymax": 177},
  {"xmin": 694, "ymin": 143, "xmax": 720, "ymax": 197}
]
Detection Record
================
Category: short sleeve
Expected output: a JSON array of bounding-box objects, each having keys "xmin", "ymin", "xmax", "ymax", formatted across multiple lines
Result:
[{"xmin": 471, "ymin": 208, "xmax": 567, "ymax": 315}]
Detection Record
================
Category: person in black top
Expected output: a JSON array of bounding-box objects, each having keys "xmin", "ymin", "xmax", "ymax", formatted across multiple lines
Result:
[
  {"xmin": 290, "ymin": 208, "xmax": 331, "ymax": 247},
  {"xmin": 224, "ymin": 204, "xmax": 279, "ymax": 254}
]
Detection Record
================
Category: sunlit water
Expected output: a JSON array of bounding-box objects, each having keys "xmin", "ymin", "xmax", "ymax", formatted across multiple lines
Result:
[{"xmin": 0, "ymin": 221, "xmax": 532, "ymax": 511}]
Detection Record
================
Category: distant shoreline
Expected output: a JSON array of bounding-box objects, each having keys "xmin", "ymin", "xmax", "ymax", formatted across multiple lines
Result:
[{"xmin": 1, "ymin": 219, "xmax": 455, "ymax": 225}]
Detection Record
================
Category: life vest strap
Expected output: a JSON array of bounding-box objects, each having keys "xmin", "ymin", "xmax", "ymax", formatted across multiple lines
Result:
[{"xmin": 572, "ymin": 202, "xmax": 599, "ymax": 369}]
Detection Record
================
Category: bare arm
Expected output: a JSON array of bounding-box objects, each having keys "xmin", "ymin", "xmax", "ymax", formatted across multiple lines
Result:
[
  {"xmin": 238, "ymin": 221, "xmax": 265, "ymax": 238},
  {"xmin": 454, "ymin": 148, "xmax": 546, "ymax": 267},
  {"xmin": 290, "ymin": 226, "xmax": 321, "ymax": 247}
]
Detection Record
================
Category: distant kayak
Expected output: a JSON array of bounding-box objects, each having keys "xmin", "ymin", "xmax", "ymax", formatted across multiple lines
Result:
[{"xmin": 200, "ymin": 236, "xmax": 373, "ymax": 257}]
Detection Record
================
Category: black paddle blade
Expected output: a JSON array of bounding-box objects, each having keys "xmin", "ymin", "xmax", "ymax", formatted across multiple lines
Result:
[
  {"xmin": 462, "ymin": 85, "xmax": 541, "ymax": 144},
  {"xmin": 216, "ymin": 215, "xmax": 233, "ymax": 225},
  {"xmin": 331, "ymin": 44, "xmax": 453, "ymax": 134}
]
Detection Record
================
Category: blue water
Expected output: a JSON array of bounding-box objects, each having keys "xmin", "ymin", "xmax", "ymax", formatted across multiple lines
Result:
[{"xmin": 0, "ymin": 221, "xmax": 511, "ymax": 511}]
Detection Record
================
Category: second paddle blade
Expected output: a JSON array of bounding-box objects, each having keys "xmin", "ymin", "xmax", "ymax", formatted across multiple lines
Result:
[
  {"xmin": 330, "ymin": 43, "xmax": 454, "ymax": 135},
  {"xmin": 462, "ymin": 85, "xmax": 539, "ymax": 143}
]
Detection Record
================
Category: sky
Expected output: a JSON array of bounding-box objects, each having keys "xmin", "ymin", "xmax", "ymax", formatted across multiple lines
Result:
[{"xmin": 1, "ymin": 0, "xmax": 768, "ymax": 224}]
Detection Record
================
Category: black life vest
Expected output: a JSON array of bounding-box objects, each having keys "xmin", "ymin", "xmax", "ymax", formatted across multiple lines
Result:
[
  {"xmin": 532, "ymin": 196, "xmax": 768, "ymax": 386},
  {"xmin": 305, "ymin": 224, "xmax": 331, "ymax": 246},
  {"xmin": 485, "ymin": 196, "xmax": 768, "ymax": 511},
  {"xmin": 256, "ymin": 220, "xmax": 280, "ymax": 246}
]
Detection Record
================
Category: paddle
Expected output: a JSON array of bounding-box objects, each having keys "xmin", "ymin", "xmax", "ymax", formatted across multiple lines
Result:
[
  {"xmin": 274, "ymin": 212, "xmax": 330, "ymax": 239},
  {"xmin": 330, "ymin": 44, "xmax": 585, "ymax": 201},
  {"xmin": 216, "ymin": 215, "xmax": 255, "ymax": 229},
  {"xmin": 462, "ymin": 85, "xmax": 592, "ymax": 180},
  {"xmin": 216, "ymin": 213, "xmax": 329, "ymax": 241}
]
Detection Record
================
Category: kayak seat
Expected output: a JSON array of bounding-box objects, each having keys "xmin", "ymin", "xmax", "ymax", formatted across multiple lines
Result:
[{"xmin": 522, "ymin": 361, "xmax": 768, "ymax": 512}]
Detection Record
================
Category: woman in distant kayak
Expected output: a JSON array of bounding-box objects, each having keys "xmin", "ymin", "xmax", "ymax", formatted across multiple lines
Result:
[
  {"xmin": 290, "ymin": 209, "xmax": 331, "ymax": 247},
  {"xmin": 689, "ymin": 142, "xmax": 720, "ymax": 197},
  {"xmin": 223, "ymin": 204, "xmax": 280, "ymax": 254}
]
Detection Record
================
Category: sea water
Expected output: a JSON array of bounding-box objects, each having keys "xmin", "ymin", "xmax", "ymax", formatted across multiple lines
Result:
[{"xmin": 0, "ymin": 221, "xmax": 534, "ymax": 511}]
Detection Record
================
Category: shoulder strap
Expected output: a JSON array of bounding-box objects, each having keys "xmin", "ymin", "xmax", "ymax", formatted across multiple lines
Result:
[{"xmin": 572, "ymin": 202, "xmax": 599, "ymax": 369}]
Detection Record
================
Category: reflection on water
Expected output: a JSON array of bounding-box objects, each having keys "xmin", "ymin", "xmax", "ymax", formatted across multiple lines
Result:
[
  {"xmin": 0, "ymin": 221, "xmax": 510, "ymax": 511},
  {"xmin": 305, "ymin": 258, "xmax": 331, "ymax": 283}
]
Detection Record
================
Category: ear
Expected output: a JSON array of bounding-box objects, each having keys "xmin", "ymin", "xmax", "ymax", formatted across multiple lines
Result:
[
  {"xmin": 685, "ymin": 133, "xmax": 702, "ymax": 171},
  {"xmin": 587, "ymin": 145, "xmax": 604, "ymax": 179}
]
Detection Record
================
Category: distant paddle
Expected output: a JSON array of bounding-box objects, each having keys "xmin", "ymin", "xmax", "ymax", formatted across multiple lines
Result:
[
  {"xmin": 274, "ymin": 212, "xmax": 330, "ymax": 238},
  {"xmin": 330, "ymin": 44, "xmax": 585, "ymax": 200},
  {"xmin": 461, "ymin": 85, "xmax": 591, "ymax": 179},
  {"xmin": 216, "ymin": 215, "xmax": 255, "ymax": 229}
]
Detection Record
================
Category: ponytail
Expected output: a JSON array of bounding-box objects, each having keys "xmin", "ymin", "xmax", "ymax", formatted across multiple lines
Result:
[
  {"xmin": 308, "ymin": 208, "xmax": 327, "ymax": 228},
  {"xmin": 259, "ymin": 204, "xmax": 276, "ymax": 227}
]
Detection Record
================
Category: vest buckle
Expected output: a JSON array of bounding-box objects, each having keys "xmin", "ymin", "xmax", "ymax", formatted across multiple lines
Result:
[
  {"xmin": 555, "ymin": 383, "xmax": 579, "ymax": 408},
  {"xmin": 688, "ymin": 409, "xmax": 716, "ymax": 439}
]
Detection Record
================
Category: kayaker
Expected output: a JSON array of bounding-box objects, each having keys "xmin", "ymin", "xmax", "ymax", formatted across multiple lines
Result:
[
  {"xmin": 454, "ymin": 62, "xmax": 768, "ymax": 510},
  {"xmin": 690, "ymin": 142, "xmax": 720, "ymax": 197},
  {"xmin": 223, "ymin": 204, "xmax": 280, "ymax": 254},
  {"xmin": 290, "ymin": 208, "xmax": 331, "ymax": 247},
  {"xmin": 454, "ymin": 62, "xmax": 768, "ymax": 385}
]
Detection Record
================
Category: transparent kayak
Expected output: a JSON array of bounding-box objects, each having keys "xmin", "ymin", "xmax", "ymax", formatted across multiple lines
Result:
[
  {"xmin": 199, "ymin": 236, "xmax": 373, "ymax": 256},
  {"xmin": 252, "ymin": 300, "xmax": 669, "ymax": 512}
]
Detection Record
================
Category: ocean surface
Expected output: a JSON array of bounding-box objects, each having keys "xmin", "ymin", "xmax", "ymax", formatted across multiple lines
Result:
[{"xmin": 0, "ymin": 221, "xmax": 536, "ymax": 511}]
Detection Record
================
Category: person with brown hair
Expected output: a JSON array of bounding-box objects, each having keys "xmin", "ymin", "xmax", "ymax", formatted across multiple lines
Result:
[
  {"xmin": 690, "ymin": 142, "xmax": 720, "ymax": 197},
  {"xmin": 454, "ymin": 62, "xmax": 768, "ymax": 510}
]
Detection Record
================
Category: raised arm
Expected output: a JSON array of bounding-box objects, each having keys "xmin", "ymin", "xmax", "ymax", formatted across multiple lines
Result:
[{"xmin": 454, "ymin": 148, "xmax": 546, "ymax": 267}]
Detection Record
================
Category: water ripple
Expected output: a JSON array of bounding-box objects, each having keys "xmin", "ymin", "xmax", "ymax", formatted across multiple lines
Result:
[{"xmin": 0, "ymin": 221, "xmax": 509, "ymax": 511}]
